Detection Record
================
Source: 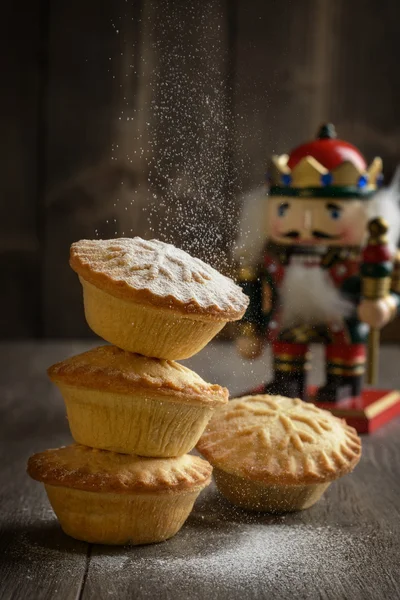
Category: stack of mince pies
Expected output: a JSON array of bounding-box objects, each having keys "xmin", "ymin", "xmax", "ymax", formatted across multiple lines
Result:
[{"xmin": 27, "ymin": 237, "xmax": 249, "ymax": 545}]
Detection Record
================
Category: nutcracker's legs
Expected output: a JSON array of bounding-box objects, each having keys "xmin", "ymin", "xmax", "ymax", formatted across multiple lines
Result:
[
  {"xmin": 264, "ymin": 342, "xmax": 310, "ymax": 400},
  {"xmin": 316, "ymin": 343, "xmax": 365, "ymax": 402}
]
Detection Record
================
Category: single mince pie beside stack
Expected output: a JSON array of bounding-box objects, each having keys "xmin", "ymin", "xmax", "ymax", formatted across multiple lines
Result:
[{"xmin": 197, "ymin": 394, "xmax": 362, "ymax": 513}]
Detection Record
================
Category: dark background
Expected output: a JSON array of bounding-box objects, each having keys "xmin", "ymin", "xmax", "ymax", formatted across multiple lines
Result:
[{"xmin": 1, "ymin": 0, "xmax": 400, "ymax": 339}]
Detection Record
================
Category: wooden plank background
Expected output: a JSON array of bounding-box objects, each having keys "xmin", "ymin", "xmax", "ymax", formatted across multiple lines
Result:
[{"xmin": 1, "ymin": 0, "xmax": 400, "ymax": 338}]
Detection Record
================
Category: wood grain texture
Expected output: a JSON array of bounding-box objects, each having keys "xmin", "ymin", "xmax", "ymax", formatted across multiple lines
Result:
[
  {"xmin": 327, "ymin": 0, "xmax": 400, "ymax": 176},
  {"xmin": 0, "ymin": 0, "xmax": 43, "ymax": 337},
  {"xmin": 233, "ymin": 0, "xmax": 400, "ymax": 193},
  {"xmin": 0, "ymin": 341, "xmax": 399, "ymax": 599},
  {"xmin": 233, "ymin": 0, "xmax": 327, "ymax": 192},
  {"xmin": 0, "ymin": 342, "xmax": 91, "ymax": 600},
  {"xmin": 139, "ymin": 0, "xmax": 234, "ymax": 266},
  {"xmin": 42, "ymin": 0, "xmax": 233, "ymax": 337},
  {"xmin": 1, "ymin": 0, "xmax": 400, "ymax": 339},
  {"xmin": 42, "ymin": 0, "xmax": 145, "ymax": 338}
]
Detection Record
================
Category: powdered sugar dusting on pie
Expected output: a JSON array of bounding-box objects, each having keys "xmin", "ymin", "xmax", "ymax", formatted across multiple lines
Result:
[{"xmin": 70, "ymin": 238, "xmax": 249, "ymax": 319}]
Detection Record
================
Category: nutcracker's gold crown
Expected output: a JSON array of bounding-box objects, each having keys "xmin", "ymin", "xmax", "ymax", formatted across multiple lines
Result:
[{"xmin": 269, "ymin": 124, "xmax": 383, "ymax": 199}]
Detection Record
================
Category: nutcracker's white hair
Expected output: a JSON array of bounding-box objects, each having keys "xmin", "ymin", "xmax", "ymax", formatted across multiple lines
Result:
[
  {"xmin": 367, "ymin": 167, "xmax": 400, "ymax": 253},
  {"xmin": 234, "ymin": 169, "xmax": 400, "ymax": 265}
]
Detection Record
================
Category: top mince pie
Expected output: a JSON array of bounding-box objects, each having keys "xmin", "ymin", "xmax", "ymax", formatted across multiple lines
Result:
[{"xmin": 70, "ymin": 237, "xmax": 249, "ymax": 359}]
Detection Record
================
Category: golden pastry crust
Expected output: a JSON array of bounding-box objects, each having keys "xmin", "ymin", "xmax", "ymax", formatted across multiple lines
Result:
[
  {"xmin": 48, "ymin": 345, "xmax": 228, "ymax": 407},
  {"xmin": 197, "ymin": 395, "xmax": 362, "ymax": 485},
  {"xmin": 70, "ymin": 238, "xmax": 249, "ymax": 321},
  {"xmin": 28, "ymin": 445, "xmax": 212, "ymax": 494}
]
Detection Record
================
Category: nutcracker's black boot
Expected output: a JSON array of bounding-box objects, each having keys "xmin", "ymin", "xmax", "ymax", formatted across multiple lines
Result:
[
  {"xmin": 316, "ymin": 374, "xmax": 363, "ymax": 403},
  {"xmin": 264, "ymin": 371, "xmax": 307, "ymax": 400}
]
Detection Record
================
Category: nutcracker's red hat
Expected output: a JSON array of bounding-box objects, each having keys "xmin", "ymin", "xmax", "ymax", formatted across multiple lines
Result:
[{"xmin": 269, "ymin": 124, "xmax": 383, "ymax": 199}]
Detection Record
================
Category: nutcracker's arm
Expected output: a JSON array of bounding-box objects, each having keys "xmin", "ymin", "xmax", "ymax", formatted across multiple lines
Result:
[
  {"xmin": 236, "ymin": 266, "xmax": 264, "ymax": 338},
  {"xmin": 388, "ymin": 250, "xmax": 400, "ymax": 317},
  {"xmin": 238, "ymin": 264, "xmax": 276, "ymax": 335},
  {"xmin": 235, "ymin": 265, "xmax": 270, "ymax": 360}
]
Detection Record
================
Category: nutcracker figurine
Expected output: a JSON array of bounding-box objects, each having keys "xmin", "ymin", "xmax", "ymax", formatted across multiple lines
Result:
[{"xmin": 236, "ymin": 124, "xmax": 400, "ymax": 432}]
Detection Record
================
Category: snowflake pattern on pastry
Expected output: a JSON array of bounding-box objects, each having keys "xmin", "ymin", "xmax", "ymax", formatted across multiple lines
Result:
[
  {"xmin": 70, "ymin": 237, "xmax": 249, "ymax": 318},
  {"xmin": 128, "ymin": 239, "xmax": 212, "ymax": 283},
  {"xmin": 197, "ymin": 395, "xmax": 362, "ymax": 484}
]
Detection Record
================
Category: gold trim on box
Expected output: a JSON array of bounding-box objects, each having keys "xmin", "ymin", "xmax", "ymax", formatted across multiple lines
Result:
[
  {"xmin": 330, "ymin": 390, "xmax": 400, "ymax": 418},
  {"xmin": 365, "ymin": 390, "xmax": 400, "ymax": 418}
]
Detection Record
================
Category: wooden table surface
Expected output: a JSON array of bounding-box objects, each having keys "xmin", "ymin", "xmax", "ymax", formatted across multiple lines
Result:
[{"xmin": 1, "ymin": 341, "xmax": 399, "ymax": 600}]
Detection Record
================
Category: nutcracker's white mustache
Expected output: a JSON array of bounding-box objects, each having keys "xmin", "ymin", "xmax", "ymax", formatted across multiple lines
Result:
[
  {"xmin": 280, "ymin": 264, "xmax": 354, "ymax": 328},
  {"xmin": 282, "ymin": 230, "xmax": 341, "ymax": 240}
]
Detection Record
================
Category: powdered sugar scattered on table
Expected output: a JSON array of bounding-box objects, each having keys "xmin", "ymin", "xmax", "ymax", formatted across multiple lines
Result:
[{"xmin": 87, "ymin": 486, "xmax": 379, "ymax": 599}]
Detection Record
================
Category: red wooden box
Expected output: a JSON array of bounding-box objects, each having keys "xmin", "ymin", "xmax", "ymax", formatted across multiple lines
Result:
[{"xmin": 242, "ymin": 385, "xmax": 400, "ymax": 434}]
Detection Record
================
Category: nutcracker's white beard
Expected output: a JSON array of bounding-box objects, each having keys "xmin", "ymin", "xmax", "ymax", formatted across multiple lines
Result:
[{"xmin": 280, "ymin": 265, "xmax": 354, "ymax": 329}]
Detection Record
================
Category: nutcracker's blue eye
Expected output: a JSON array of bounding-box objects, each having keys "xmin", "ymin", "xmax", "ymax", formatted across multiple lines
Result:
[
  {"xmin": 326, "ymin": 202, "xmax": 342, "ymax": 220},
  {"xmin": 278, "ymin": 202, "xmax": 289, "ymax": 217}
]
